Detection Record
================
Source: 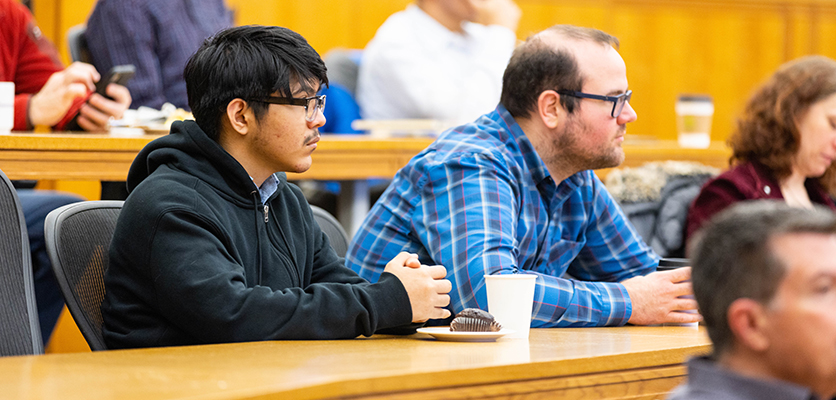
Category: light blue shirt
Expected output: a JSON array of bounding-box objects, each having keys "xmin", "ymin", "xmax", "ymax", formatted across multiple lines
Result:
[{"xmin": 254, "ymin": 174, "xmax": 279, "ymax": 203}]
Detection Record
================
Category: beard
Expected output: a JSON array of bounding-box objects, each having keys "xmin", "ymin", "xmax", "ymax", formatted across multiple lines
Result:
[{"xmin": 546, "ymin": 113, "xmax": 625, "ymax": 173}]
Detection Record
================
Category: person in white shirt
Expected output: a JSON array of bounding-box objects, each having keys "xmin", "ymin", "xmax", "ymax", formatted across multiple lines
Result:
[{"xmin": 357, "ymin": 0, "xmax": 520, "ymax": 127}]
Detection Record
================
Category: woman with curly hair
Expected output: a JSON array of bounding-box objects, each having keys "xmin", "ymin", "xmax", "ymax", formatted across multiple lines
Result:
[{"xmin": 686, "ymin": 55, "xmax": 836, "ymax": 240}]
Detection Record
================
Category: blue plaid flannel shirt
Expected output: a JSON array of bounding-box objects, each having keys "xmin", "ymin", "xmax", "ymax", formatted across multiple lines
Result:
[{"xmin": 346, "ymin": 105, "xmax": 659, "ymax": 327}]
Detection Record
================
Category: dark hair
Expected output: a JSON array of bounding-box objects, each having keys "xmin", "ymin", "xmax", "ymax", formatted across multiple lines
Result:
[
  {"xmin": 184, "ymin": 25, "xmax": 328, "ymax": 141},
  {"xmin": 730, "ymin": 55, "xmax": 836, "ymax": 193},
  {"xmin": 688, "ymin": 201, "xmax": 836, "ymax": 356},
  {"xmin": 500, "ymin": 25, "xmax": 619, "ymax": 119}
]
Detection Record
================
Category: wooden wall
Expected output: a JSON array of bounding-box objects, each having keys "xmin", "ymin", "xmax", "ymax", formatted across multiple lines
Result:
[
  {"xmin": 27, "ymin": 0, "xmax": 836, "ymax": 353},
  {"xmin": 29, "ymin": 0, "xmax": 836, "ymax": 143}
]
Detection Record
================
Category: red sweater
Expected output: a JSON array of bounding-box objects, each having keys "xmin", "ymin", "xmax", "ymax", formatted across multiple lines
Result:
[{"xmin": 0, "ymin": 0, "xmax": 67, "ymax": 130}]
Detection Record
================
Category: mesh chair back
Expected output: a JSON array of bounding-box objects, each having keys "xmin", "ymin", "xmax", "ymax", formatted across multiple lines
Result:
[
  {"xmin": 44, "ymin": 201, "xmax": 123, "ymax": 351},
  {"xmin": 0, "ymin": 170, "xmax": 43, "ymax": 356},
  {"xmin": 311, "ymin": 205, "xmax": 350, "ymax": 258}
]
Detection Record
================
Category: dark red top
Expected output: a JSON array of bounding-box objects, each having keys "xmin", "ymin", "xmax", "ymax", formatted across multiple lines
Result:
[
  {"xmin": 686, "ymin": 160, "xmax": 836, "ymax": 239},
  {"xmin": 0, "ymin": 0, "xmax": 82, "ymax": 130}
]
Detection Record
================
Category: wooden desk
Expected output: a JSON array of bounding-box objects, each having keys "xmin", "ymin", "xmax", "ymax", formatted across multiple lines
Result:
[
  {"xmin": 0, "ymin": 133, "xmax": 434, "ymax": 181},
  {"xmin": 597, "ymin": 139, "xmax": 732, "ymax": 180},
  {"xmin": 0, "ymin": 134, "xmax": 730, "ymax": 181},
  {"xmin": 0, "ymin": 327, "xmax": 711, "ymax": 399},
  {"xmin": 0, "ymin": 133, "xmax": 435, "ymax": 233},
  {"xmin": 0, "ymin": 134, "xmax": 730, "ymax": 232}
]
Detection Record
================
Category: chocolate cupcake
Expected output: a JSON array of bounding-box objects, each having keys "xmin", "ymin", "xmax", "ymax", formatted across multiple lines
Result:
[{"xmin": 450, "ymin": 308, "xmax": 502, "ymax": 332}]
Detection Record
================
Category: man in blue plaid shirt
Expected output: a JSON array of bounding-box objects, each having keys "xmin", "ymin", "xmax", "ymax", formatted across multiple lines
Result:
[{"xmin": 346, "ymin": 25, "xmax": 701, "ymax": 327}]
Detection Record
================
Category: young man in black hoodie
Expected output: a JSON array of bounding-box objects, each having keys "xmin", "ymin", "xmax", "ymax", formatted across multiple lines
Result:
[{"xmin": 102, "ymin": 25, "xmax": 452, "ymax": 349}]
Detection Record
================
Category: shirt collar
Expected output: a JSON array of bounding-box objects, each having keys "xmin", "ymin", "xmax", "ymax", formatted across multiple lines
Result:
[
  {"xmin": 494, "ymin": 105, "xmax": 554, "ymax": 186},
  {"xmin": 686, "ymin": 356, "xmax": 819, "ymax": 400},
  {"xmin": 252, "ymin": 174, "xmax": 279, "ymax": 203}
]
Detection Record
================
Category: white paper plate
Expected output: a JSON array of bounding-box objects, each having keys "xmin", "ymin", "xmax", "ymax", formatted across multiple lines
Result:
[{"xmin": 416, "ymin": 327, "xmax": 514, "ymax": 342}]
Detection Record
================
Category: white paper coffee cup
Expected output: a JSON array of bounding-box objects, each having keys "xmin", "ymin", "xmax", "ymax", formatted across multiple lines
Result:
[
  {"xmin": 675, "ymin": 94, "xmax": 713, "ymax": 149},
  {"xmin": 0, "ymin": 82, "xmax": 14, "ymax": 134},
  {"xmin": 485, "ymin": 273, "xmax": 537, "ymax": 339}
]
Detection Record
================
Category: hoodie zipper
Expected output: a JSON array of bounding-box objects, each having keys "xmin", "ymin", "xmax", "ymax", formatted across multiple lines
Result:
[
  {"xmin": 254, "ymin": 191, "xmax": 300, "ymax": 286},
  {"xmin": 251, "ymin": 191, "xmax": 264, "ymax": 284}
]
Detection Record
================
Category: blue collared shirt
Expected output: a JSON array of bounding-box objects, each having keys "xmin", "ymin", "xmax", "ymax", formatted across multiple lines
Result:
[
  {"xmin": 346, "ymin": 105, "xmax": 658, "ymax": 327},
  {"xmin": 256, "ymin": 174, "xmax": 279, "ymax": 203}
]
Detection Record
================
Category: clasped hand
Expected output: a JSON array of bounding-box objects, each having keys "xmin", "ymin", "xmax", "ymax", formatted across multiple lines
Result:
[{"xmin": 383, "ymin": 252, "xmax": 452, "ymax": 323}]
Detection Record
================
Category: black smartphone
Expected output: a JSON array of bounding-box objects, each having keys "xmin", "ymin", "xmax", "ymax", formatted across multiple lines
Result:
[
  {"xmin": 95, "ymin": 64, "xmax": 135, "ymax": 99},
  {"xmin": 657, "ymin": 258, "xmax": 690, "ymax": 271}
]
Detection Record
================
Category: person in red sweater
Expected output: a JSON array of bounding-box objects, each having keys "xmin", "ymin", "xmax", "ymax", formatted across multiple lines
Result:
[
  {"xmin": 1, "ymin": 0, "xmax": 130, "ymax": 131},
  {"xmin": 0, "ymin": 0, "xmax": 131, "ymax": 345}
]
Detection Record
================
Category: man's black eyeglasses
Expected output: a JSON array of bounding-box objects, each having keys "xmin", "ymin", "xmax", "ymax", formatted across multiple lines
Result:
[
  {"xmin": 252, "ymin": 95, "xmax": 326, "ymax": 122},
  {"xmin": 556, "ymin": 90, "xmax": 632, "ymax": 118}
]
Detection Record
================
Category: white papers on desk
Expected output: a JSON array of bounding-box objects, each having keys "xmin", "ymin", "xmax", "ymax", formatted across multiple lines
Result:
[{"xmin": 351, "ymin": 119, "xmax": 449, "ymax": 138}]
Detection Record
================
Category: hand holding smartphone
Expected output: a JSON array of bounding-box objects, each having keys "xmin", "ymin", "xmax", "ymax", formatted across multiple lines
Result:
[
  {"xmin": 95, "ymin": 64, "xmax": 135, "ymax": 99},
  {"xmin": 59, "ymin": 64, "xmax": 135, "ymax": 131}
]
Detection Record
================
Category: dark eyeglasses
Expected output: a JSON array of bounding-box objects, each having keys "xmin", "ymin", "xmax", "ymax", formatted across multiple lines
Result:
[
  {"xmin": 252, "ymin": 95, "xmax": 326, "ymax": 121},
  {"xmin": 556, "ymin": 89, "xmax": 632, "ymax": 118}
]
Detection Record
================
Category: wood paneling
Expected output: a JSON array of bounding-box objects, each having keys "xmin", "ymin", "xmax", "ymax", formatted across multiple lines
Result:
[
  {"xmin": 44, "ymin": 308, "xmax": 91, "ymax": 354},
  {"xmin": 30, "ymin": 0, "xmax": 95, "ymax": 65},
  {"xmin": 614, "ymin": 1, "xmax": 788, "ymax": 143},
  {"xmin": 223, "ymin": 0, "xmax": 411, "ymax": 55},
  {"xmin": 29, "ymin": 0, "xmax": 836, "ymax": 144},
  {"xmin": 0, "ymin": 133, "xmax": 437, "ymax": 181}
]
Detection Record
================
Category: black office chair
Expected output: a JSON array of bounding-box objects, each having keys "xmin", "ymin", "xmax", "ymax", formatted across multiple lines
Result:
[
  {"xmin": 311, "ymin": 205, "xmax": 350, "ymax": 258},
  {"xmin": 66, "ymin": 24, "xmax": 92, "ymax": 63},
  {"xmin": 323, "ymin": 48, "xmax": 362, "ymax": 97},
  {"xmin": 0, "ymin": 169, "xmax": 43, "ymax": 356},
  {"xmin": 320, "ymin": 49, "xmax": 363, "ymax": 133},
  {"xmin": 44, "ymin": 201, "xmax": 123, "ymax": 351}
]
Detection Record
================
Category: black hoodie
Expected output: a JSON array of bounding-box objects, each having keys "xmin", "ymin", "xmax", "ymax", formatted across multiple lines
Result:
[{"xmin": 102, "ymin": 120, "xmax": 412, "ymax": 349}]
